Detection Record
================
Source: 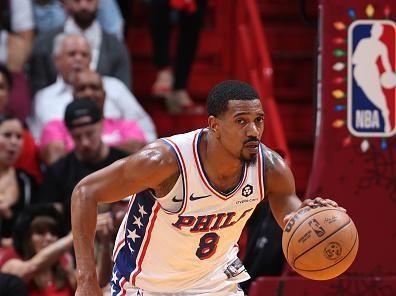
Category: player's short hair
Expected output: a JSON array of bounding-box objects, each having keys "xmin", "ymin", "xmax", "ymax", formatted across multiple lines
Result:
[{"xmin": 207, "ymin": 80, "xmax": 260, "ymax": 117}]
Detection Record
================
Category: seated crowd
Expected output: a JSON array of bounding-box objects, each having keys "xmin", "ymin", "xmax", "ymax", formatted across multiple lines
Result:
[{"xmin": 0, "ymin": 0, "xmax": 159, "ymax": 294}]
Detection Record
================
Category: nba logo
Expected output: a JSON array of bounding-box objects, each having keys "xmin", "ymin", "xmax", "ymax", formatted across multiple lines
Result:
[{"xmin": 348, "ymin": 20, "xmax": 396, "ymax": 137}]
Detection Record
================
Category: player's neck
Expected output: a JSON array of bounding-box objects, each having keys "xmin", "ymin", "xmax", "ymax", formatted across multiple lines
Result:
[{"xmin": 201, "ymin": 131, "xmax": 244, "ymax": 177}]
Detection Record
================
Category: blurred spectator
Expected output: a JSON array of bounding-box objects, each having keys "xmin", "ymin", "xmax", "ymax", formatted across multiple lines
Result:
[
  {"xmin": 0, "ymin": 0, "xmax": 34, "ymax": 72},
  {"xmin": 150, "ymin": 0, "xmax": 206, "ymax": 113},
  {"xmin": 0, "ymin": 64, "xmax": 42, "ymax": 183},
  {"xmin": 116, "ymin": 0, "xmax": 133, "ymax": 37},
  {"xmin": 29, "ymin": 0, "xmax": 131, "ymax": 94},
  {"xmin": 0, "ymin": 204, "xmax": 75, "ymax": 295},
  {"xmin": 39, "ymin": 99, "xmax": 128, "ymax": 230},
  {"xmin": 32, "ymin": 0, "xmax": 65, "ymax": 33},
  {"xmin": 0, "ymin": 114, "xmax": 38, "ymax": 244},
  {"xmin": 40, "ymin": 69, "xmax": 147, "ymax": 165},
  {"xmin": 29, "ymin": 33, "xmax": 156, "ymax": 142},
  {"xmin": 0, "ymin": 64, "xmax": 9, "ymax": 113},
  {"xmin": 33, "ymin": 0, "xmax": 125, "ymax": 40},
  {"xmin": 72, "ymin": 69, "xmax": 153, "ymax": 144},
  {"xmin": 0, "ymin": 0, "xmax": 35, "ymax": 122},
  {"xmin": 0, "ymin": 272, "xmax": 28, "ymax": 296},
  {"xmin": 96, "ymin": 0, "xmax": 124, "ymax": 40},
  {"xmin": 28, "ymin": 33, "xmax": 90, "ymax": 141},
  {"xmin": 95, "ymin": 205, "xmax": 115, "ymax": 288}
]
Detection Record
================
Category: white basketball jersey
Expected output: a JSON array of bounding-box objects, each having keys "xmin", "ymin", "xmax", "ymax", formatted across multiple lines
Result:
[{"xmin": 112, "ymin": 129, "xmax": 265, "ymax": 293}]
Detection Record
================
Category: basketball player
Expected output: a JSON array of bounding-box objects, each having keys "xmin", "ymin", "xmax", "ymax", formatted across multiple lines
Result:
[{"xmin": 71, "ymin": 80, "xmax": 338, "ymax": 295}]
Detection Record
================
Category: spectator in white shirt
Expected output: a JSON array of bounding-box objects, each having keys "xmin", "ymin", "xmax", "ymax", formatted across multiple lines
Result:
[
  {"xmin": 40, "ymin": 69, "xmax": 147, "ymax": 165},
  {"xmin": 28, "ymin": 33, "xmax": 157, "ymax": 143}
]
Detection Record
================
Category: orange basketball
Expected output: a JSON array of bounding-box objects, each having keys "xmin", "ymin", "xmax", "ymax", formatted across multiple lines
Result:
[{"xmin": 282, "ymin": 206, "xmax": 359, "ymax": 280}]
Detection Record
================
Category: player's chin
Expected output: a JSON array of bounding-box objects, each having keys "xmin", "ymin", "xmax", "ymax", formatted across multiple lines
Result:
[{"xmin": 240, "ymin": 151, "xmax": 258, "ymax": 164}]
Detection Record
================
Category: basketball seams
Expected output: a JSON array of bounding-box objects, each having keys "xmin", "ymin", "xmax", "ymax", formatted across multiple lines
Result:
[
  {"xmin": 285, "ymin": 207, "xmax": 345, "ymax": 261},
  {"xmin": 293, "ymin": 228, "xmax": 358, "ymax": 273},
  {"xmin": 292, "ymin": 218, "xmax": 351, "ymax": 267}
]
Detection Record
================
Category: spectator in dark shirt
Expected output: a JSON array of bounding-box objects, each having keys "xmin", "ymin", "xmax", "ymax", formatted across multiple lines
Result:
[
  {"xmin": 0, "ymin": 113, "xmax": 37, "ymax": 244},
  {"xmin": 39, "ymin": 99, "xmax": 128, "ymax": 230},
  {"xmin": 0, "ymin": 64, "xmax": 42, "ymax": 183}
]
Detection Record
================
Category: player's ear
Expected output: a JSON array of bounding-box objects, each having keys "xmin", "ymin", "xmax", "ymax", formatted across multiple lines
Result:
[{"xmin": 208, "ymin": 116, "xmax": 220, "ymax": 137}]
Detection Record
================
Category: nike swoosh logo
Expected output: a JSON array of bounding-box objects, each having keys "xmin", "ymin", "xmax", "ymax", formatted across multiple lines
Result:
[
  {"xmin": 189, "ymin": 194, "xmax": 211, "ymax": 201},
  {"xmin": 172, "ymin": 196, "xmax": 183, "ymax": 202}
]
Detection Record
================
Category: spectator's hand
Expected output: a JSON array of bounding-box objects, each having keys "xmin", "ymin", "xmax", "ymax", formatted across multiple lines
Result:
[
  {"xmin": 7, "ymin": 34, "xmax": 31, "ymax": 72},
  {"xmin": 96, "ymin": 212, "xmax": 114, "ymax": 243},
  {"xmin": 112, "ymin": 200, "xmax": 128, "ymax": 229},
  {"xmin": 0, "ymin": 200, "xmax": 12, "ymax": 218}
]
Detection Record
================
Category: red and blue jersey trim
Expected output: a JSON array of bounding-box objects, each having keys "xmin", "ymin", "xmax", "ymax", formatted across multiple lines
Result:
[
  {"xmin": 160, "ymin": 138, "xmax": 189, "ymax": 214},
  {"xmin": 193, "ymin": 130, "xmax": 248, "ymax": 200},
  {"xmin": 113, "ymin": 190, "xmax": 159, "ymax": 286},
  {"xmin": 258, "ymin": 144, "xmax": 265, "ymax": 201}
]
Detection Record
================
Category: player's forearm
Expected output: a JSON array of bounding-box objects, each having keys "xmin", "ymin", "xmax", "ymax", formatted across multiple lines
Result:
[
  {"xmin": 71, "ymin": 183, "xmax": 99, "ymax": 282},
  {"xmin": 269, "ymin": 193, "xmax": 302, "ymax": 229}
]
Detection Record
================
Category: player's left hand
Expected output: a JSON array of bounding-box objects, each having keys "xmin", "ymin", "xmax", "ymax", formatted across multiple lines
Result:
[
  {"xmin": 302, "ymin": 197, "xmax": 339, "ymax": 208},
  {"xmin": 283, "ymin": 197, "xmax": 345, "ymax": 224}
]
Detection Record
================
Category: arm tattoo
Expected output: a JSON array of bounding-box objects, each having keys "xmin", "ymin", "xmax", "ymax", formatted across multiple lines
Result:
[
  {"xmin": 263, "ymin": 148, "xmax": 283, "ymax": 197},
  {"xmin": 154, "ymin": 171, "xmax": 180, "ymax": 198}
]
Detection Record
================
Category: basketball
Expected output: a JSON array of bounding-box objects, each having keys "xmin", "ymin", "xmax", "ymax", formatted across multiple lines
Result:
[
  {"xmin": 380, "ymin": 71, "xmax": 396, "ymax": 89},
  {"xmin": 282, "ymin": 206, "xmax": 359, "ymax": 280}
]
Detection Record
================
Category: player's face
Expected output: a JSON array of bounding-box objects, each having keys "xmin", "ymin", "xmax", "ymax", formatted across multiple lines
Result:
[
  {"xmin": 216, "ymin": 99, "xmax": 264, "ymax": 163},
  {"xmin": 0, "ymin": 119, "xmax": 23, "ymax": 166},
  {"xmin": 69, "ymin": 122, "xmax": 103, "ymax": 162}
]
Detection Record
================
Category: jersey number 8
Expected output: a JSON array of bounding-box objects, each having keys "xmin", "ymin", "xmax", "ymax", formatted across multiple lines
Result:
[{"xmin": 196, "ymin": 232, "xmax": 220, "ymax": 260}]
